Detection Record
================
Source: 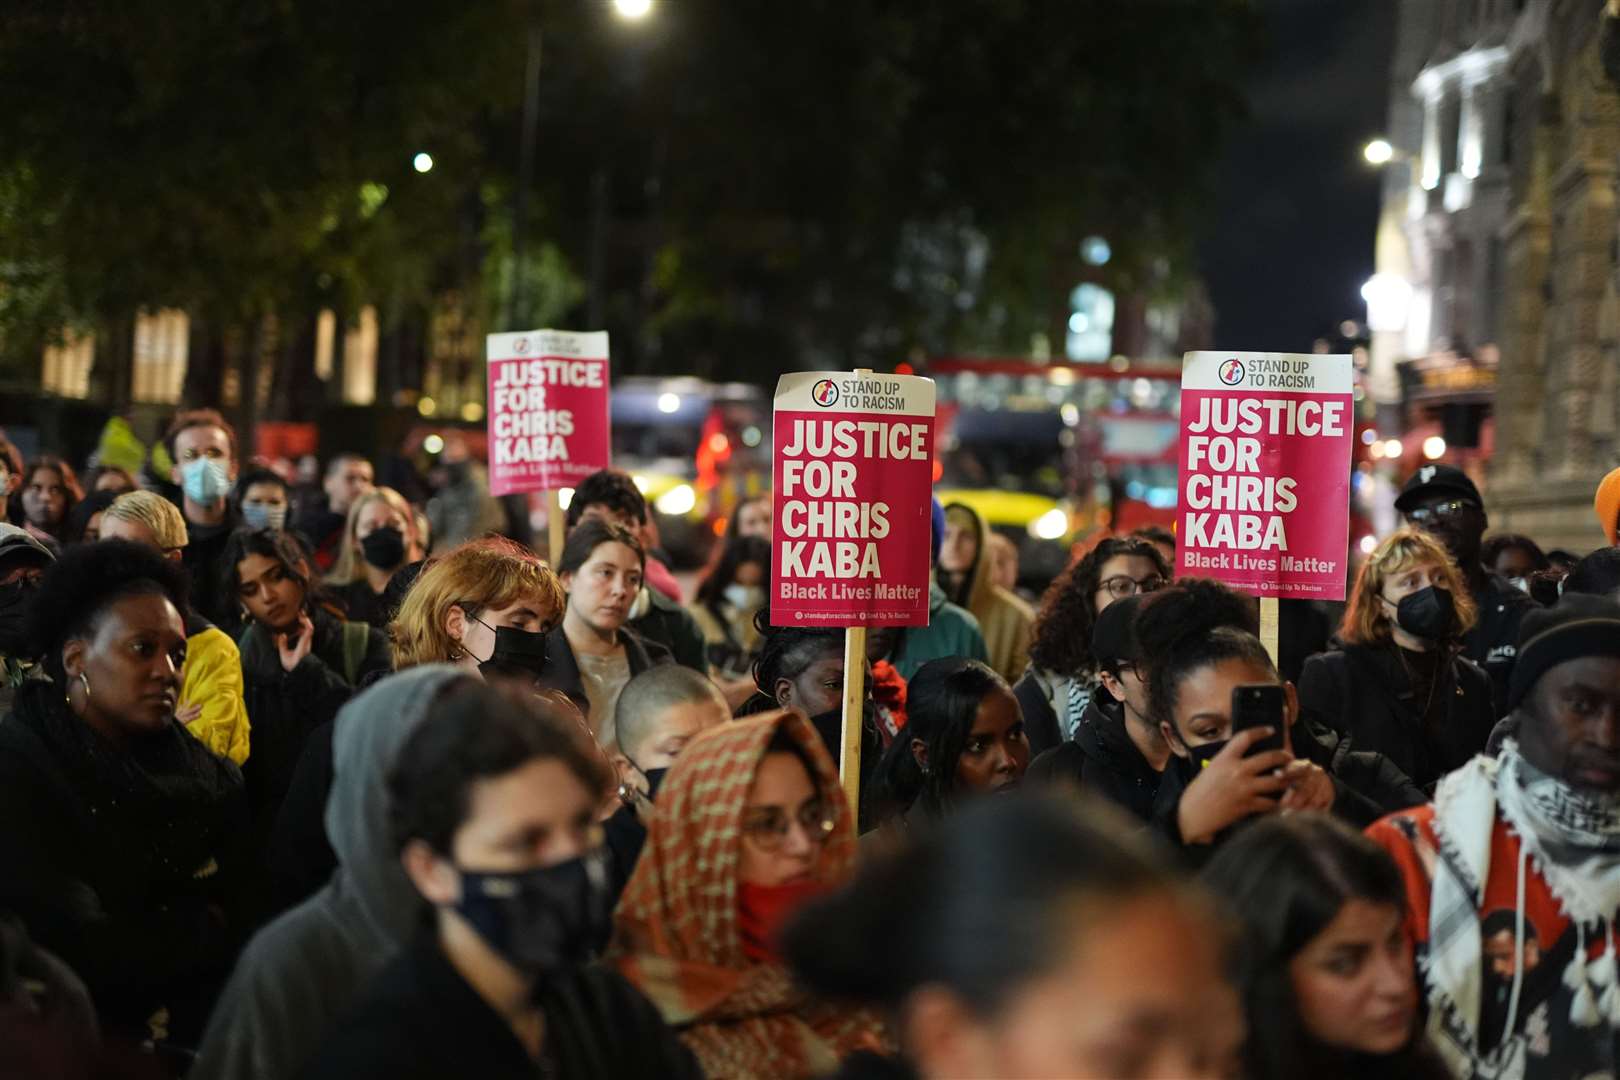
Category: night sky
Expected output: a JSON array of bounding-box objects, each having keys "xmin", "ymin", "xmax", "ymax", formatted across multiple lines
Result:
[{"xmin": 1198, "ymin": 0, "xmax": 1396, "ymax": 352}]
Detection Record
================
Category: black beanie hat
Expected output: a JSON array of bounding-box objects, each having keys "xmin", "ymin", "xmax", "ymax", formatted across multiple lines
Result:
[
  {"xmin": 1091, "ymin": 594, "xmax": 1145, "ymax": 672},
  {"xmin": 1507, "ymin": 593, "xmax": 1620, "ymax": 712}
]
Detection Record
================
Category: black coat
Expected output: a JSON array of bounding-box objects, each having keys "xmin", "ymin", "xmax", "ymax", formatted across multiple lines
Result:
[
  {"xmin": 536, "ymin": 624, "xmax": 671, "ymax": 719},
  {"xmin": 1010, "ymin": 670, "xmax": 1067, "ymax": 758},
  {"xmin": 0, "ymin": 682, "xmax": 247, "ymax": 1041},
  {"xmin": 332, "ymin": 578, "xmax": 392, "ymax": 630},
  {"xmin": 1465, "ymin": 573, "xmax": 1536, "ymax": 716},
  {"xmin": 628, "ymin": 588, "xmax": 708, "ymax": 672},
  {"xmin": 1148, "ymin": 712, "xmax": 1426, "ymax": 869},
  {"xmin": 1027, "ymin": 693, "xmax": 1163, "ymax": 823},
  {"xmin": 1298, "ymin": 642, "xmax": 1496, "ymax": 796},
  {"xmin": 182, "ymin": 518, "xmax": 237, "ymax": 630},
  {"xmin": 301, "ymin": 932, "xmax": 702, "ymax": 1080},
  {"xmin": 237, "ymin": 609, "xmax": 391, "ymax": 843}
]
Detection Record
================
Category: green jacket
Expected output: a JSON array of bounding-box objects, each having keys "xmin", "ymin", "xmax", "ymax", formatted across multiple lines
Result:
[{"xmin": 891, "ymin": 583, "xmax": 989, "ymax": 681}]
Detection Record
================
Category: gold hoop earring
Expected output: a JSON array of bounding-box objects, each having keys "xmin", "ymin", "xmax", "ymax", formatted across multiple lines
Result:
[{"xmin": 65, "ymin": 671, "xmax": 90, "ymax": 708}]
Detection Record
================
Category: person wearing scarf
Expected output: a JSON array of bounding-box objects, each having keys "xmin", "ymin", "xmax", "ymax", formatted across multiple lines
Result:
[
  {"xmin": 1367, "ymin": 593, "xmax": 1620, "ymax": 1078},
  {"xmin": 610, "ymin": 710, "xmax": 886, "ymax": 1078}
]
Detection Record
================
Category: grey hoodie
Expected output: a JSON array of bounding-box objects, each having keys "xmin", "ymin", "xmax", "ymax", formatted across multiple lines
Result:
[{"xmin": 192, "ymin": 664, "xmax": 473, "ymax": 1080}]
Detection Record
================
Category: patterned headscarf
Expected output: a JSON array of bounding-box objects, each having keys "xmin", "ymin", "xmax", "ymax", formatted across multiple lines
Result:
[{"xmin": 610, "ymin": 710, "xmax": 883, "ymax": 1079}]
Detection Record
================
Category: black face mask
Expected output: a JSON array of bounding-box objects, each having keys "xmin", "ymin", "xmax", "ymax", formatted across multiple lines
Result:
[
  {"xmin": 1188, "ymin": 739, "xmax": 1227, "ymax": 770},
  {"xmin": 1392, "ymin": 586, "xmax": 1458, "ymax": 642},
  {"xmin": 452, "ymin": 851, "xmax": 612, "ymax": 981},
  {"xmin": 641, "ymin": 766, "xmax": 669, "ymax": 801},
  {"xmin": 477, "ymin": 624, "xmax": 550, "ymax": 681},
  {"xmin": 360, "ymin": 525, "xmax": 406, "ymax": 570},
  {"xmin": 0, "ymin": 580, "xmax": 36, "ymax": 656}
]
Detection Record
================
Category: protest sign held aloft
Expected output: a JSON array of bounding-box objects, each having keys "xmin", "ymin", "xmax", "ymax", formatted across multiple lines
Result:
[
  {"xmin": 1176, "ymin": 351, "xmax": 1353, "ymax": 601},
  {"xmin": 485, "ymin": 329, "xmax": 611, "ymax": 497},
  {"xmin": 771, "ymin": 371, "xmax": 936, "ymax": 628}
]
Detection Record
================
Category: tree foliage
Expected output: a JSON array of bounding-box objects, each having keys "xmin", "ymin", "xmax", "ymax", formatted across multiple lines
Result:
[{"xmin": 0, "ymin": 0, "xmax": 1258, "ymax": 385}]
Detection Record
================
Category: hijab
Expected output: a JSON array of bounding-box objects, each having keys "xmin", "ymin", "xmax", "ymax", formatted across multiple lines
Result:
[{"xmin": 610, "ymin": 710, "xmax": 884, "ymax": 1078}]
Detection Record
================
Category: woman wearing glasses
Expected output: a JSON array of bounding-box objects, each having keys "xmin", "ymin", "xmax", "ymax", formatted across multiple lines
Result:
[
  {"xmin": 1298, "ymin": 528, "xmax": 1495, "ymax": 797},
  {"xmin": 611, "ymin": 710, "xmax": 884, "ymax": 1077},
  {"xmin": 1013, "ymin": 536, "xmax": 1169, "ymax": 755}
]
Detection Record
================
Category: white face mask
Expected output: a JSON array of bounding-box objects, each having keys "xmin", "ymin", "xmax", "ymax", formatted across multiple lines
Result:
[{"xmin": 723, "ymin": 584, "xmax": 766, "ymax": 611}]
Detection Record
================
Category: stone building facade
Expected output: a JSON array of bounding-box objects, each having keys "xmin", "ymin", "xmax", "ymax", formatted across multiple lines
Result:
[{"xmin": 1377, "ymin": 0, "xmax": 1620, "ymax": 552}]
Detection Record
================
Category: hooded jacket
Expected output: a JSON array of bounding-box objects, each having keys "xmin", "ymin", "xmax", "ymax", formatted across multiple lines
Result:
[
  {"xmin": 938, "ymin": 503, "xmax": 1034, "ymax": 683},
  {"xmin": 890, "ymin": 584, "xmax": 989, "ymax": 681},
  {"xmin": 192, "ymin": 664, "xmax": 474, "ymax": 1080},
  {"xmin": 1027, "ymin": 692, "xmax": 1164, "ymax": 822}
]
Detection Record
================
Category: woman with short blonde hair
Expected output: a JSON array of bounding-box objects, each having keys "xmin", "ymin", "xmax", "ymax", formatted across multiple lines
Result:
[
  {"xmin": 1298, "ymin": 528, "xmax": 1495, "ymax": 796},
  {"xmin": 389, "ymin": 536, "xmax": 564, "ymax": 673}
]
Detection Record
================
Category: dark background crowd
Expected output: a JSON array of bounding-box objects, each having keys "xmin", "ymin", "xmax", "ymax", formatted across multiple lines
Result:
[{"xmin": 3, "ymin": 409, "xmax": 1620, "ymax": 1080}]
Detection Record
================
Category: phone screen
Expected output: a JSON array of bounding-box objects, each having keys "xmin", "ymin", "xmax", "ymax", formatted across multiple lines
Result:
[{"xmin": 1230, "ymin": 684, "xmax": 1287, "ymax": 757}]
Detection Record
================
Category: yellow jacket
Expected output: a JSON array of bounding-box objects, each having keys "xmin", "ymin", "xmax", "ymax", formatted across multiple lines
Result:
[{"xmin": 181, "ymin": 625, "xmax": 251, "ymax": 764}]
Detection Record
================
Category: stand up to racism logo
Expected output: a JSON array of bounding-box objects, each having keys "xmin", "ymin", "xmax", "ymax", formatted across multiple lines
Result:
[
  {"xmin": 1218, "ymin": 357, "xmax": 1245, "ymax": 386},
  {"xmin": 812, "ymin": 379, "xmax": 841, "ymax": 407}
]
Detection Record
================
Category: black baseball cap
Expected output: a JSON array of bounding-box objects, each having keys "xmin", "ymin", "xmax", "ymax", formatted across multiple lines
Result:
[
  {"xmin": 1091, "ymin": 593, "xmax": 1144, "ymax": 670},
  {"xmin": 1394, "ymin": 464, "xmax": 1483, "ymax": 514}
]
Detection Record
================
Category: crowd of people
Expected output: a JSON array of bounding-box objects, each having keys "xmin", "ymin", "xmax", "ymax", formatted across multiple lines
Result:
[{"xmin": 5, "ymin": 406, "xmax": 1620, "ymax": 1079}]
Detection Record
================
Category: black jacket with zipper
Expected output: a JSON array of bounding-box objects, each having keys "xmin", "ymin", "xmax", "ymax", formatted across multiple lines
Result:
[
  {"xmin": 1027, "ymin": 692, "xmax": 1163, "ymax": 823},
  {"xmin": 1298, "ymin": 641, "xmax": 1495, "ymax": 797}
]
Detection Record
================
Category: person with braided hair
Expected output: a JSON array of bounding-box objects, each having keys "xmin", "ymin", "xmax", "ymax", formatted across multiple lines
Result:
[{"xmin": 749, "ymin": 614, "xmax": 884, "ymax": 830}]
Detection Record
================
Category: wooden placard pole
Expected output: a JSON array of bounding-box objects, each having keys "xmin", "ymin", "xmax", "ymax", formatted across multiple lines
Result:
[
  {"xmin": 548, "ymin": 489, "xmax": 566, "ymax": 566},
  {"xmin": 841, "ymin": 626, "xmax": 868, "ymax": 816},
  {"xmin": 1259, "ymin": 596, "xmax": 1279, "ymax": 669}
]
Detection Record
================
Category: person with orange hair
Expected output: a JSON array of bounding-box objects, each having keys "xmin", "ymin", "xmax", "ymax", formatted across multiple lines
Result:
[
  {"xmin": 263, "ymin": 536, "xmax": 566, "ymax": 917},
  {"xmin": 1299, "ymin": 528, "xmax": 1496, "ymax": 796},
  {"xmin": 610, "ymin": 710, "xmax": 885, "ymax": 1077},
  {"xmin": 388, "ymin": 535, "xmax": 564, "ymax": 675}
]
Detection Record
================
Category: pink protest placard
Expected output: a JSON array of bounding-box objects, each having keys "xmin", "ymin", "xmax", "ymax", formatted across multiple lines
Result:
[
  {"xmin": 771, "ymin": 371, "xmax": 936, "ymax": 628},
  {"xmin": 1176, "ymin": 352, "xmax": 1353, "ymax": 600},
  {"xmin": 485, "ymin": 329, "xmax": 611, "ymax": 496}
]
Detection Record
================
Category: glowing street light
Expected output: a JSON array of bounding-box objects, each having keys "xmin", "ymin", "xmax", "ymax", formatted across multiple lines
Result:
[
  {"xmin": 1363, "ymin": 138, "xmax": 1395, "ymax": 165},
  {"xmin": 412, "ymin": 152, "xmax": 434, "ymax": 174},
  {"xmin": 1423, "ymin": 436, "xmax": 1447, "ymax": 460},
  {"xmin": 613, "ymin": 0, "xmax": 653, "ymax": 18}
]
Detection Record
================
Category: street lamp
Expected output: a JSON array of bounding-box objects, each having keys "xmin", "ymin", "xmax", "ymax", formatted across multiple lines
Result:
[
  {"xmin": 412, "ymin": 152, "xmax": 434, "ymax": 173},
  {"xmin": 1361, "ymin": 273, "xmax": 1413, "ymax": 334},
  {"xmin": 1363, "ymin": 138, "xmax": 1395, "ymax": 165},
  {"xmin": 613, "ymin": 0, "xmax": 654, "ymax": 17}
]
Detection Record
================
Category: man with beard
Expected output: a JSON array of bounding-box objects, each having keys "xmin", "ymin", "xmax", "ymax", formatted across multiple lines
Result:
[
  {"xmin": 1397, "ymin": 464, "xmax": 1535, "ymax": 715},
  {"xmin": 1368, "ymin": 594, "xmax": 1620, "ymax": 1077}
]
